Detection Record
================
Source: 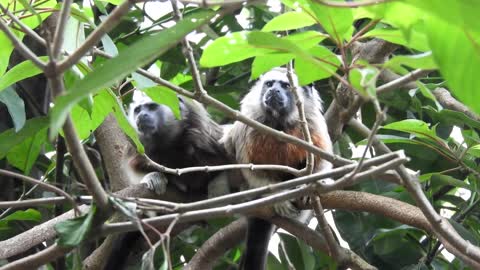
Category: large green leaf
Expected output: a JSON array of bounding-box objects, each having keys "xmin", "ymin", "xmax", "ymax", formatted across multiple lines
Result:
[
  {"xmin": 49, "ymin": 9, "xmax": 215, "ymax": 138},
  {"xmin": 247, "ymin": 32, "xmax": 339, "ymax": 84},
  {"xmin": 425, "ymin": 14, "xmax": 480, "ymax": 115},
  {"xmin": 281, "ymin": 0, "xmax": 353, "ymax": 41},
  {"xmin": 262, "ymin": 11, "xmax": 316, "ymax": 32},
  {"xmin": 250, "ymin": 31, "xmax": 328, "ymax": 79},
  {"xmin": 363, "ymin": 27, "xmax": 430, "ymax": 52},
  {"xmin": 0, "ymin": 209, "xmax": 42, "ymax": 230},
  {"xmin": 295, "ymin": 46, "xmax": 340, "ymax": 85},
  {"xmin": 382, "ymin": 119, "xmax": 439, "ymax": 141},
  {"xmin": 200, "ymin": 31, "xmax": 275, "ymax": 67},
  {"xmin": 383, "ymin": 52, "xmax": 437, "ymax": 73},
  {"xmin": 0, "ymin": 86, "xmax": 26, "ymax": 131},
  {"xmin": 143, "ymin": 86, "xmax": 181, "ymax": 119},
  {"xmin": 55, "ymin": 205, "xmax": 96, "ymax": 247},
  {"xmin": 0, "ymin": 117, "xmax": 49, "ymax": 159},
  {"xmin": 0, "ymin": 57, "xmax": 47, "ymax": 92},
  {"xmin": 6, "ymin": 127, "xmax": 47, "ymax": 175}
]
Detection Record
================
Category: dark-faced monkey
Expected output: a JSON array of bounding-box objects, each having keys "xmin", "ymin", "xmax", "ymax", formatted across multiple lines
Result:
[{"xmin": 221, "ymin": 67, "xmax": 333, "ymax": 270}]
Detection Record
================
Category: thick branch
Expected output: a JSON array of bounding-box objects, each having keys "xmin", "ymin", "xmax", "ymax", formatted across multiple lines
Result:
[{"xmin": 432, "ymin": 87, "xmax": 480, "ymax": 121}]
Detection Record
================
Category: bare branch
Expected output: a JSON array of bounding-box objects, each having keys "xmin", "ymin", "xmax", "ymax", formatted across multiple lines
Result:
[
  {"xmin": 0, "ymin": 244, "xmax": 73, "ymax": 270},
  {"xmin": 48, "ymin": 75, "xmax": 110, "ymax": 212},
  {"xmin": 433, "ymin": 87, "xmax": 480, "ymax": 121},
  {"xmin": 312, "ymin": 196, "xmax": 341, "ymax": 260},
  {"xmin": 0, "ymin": 4, "xmax": 46, "ymax": 46},
  {"xmin": 377, "ymin": 69, "xmax": 431, "ymax": 95},
  {"xmin": 0, "ymin": 169, "xmax": 80, "ymax": 214},
  {"xmin": 0, "ymin": 17, "xmax": 46, "ymax": 69},
  {"xmin": 51, "ymin": 0, "xmax": 72, "ymax": 58},
  {"xmin": 56, "ymin": 0, "xmax": 133, "ymax": 72}
]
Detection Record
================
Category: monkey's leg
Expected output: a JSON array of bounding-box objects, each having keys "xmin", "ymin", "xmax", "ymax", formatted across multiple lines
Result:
[{"xmin": 240, "ymin": 217, "xmax": 276, "ymax": 270}]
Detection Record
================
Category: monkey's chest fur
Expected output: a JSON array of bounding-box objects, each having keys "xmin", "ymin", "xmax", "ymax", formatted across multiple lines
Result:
[{"xmin": 246, "ymin": 127, "xmax": 327, "ymax": 177}]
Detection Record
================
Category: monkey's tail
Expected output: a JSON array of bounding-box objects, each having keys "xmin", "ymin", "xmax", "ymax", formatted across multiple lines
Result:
[{"xmin": 240, "ymin": 217, "xmax": 275, "ymax": 270}]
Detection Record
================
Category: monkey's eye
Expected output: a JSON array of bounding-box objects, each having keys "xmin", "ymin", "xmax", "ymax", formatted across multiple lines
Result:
[
  {"xmin": 133, "ymin": 106, "xmax": 141, "ymax": 114},
  {"xmin": 281, "ymin": 82, "xmax": 290, "ymax": 89},
  {"xmin": 265, "ymin": 81, "xmax": 273, "ymax": 87}
]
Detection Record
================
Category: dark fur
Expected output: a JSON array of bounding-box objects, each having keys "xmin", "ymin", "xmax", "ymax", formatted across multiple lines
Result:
[{"xmin": 105, "ymin": 96, "xmax": 238, "ymax": 270}]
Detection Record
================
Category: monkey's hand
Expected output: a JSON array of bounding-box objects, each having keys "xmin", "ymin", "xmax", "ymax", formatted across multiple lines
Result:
[
  {"xmin": 141, "ymin": 172, "xmax": 168, "ymax": 195},
  {"xmin": 273, "ymin": 201, "xmax": 300, "ymax": 218}
]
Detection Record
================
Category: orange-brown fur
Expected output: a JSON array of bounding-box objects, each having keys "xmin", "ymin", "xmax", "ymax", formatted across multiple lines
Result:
[{"xmin": 247, "ymin": 127, "xmax": 327, "ymax": 170}]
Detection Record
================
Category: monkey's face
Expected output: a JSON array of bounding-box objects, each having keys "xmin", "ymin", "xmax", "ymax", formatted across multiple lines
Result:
[
  {"xmin": 132, "ymin": 102, "xmax": 179, "ymax": 137},
  {"xmin": 261, "ymin": 79, "xmax": 295, "ymax": 119}
]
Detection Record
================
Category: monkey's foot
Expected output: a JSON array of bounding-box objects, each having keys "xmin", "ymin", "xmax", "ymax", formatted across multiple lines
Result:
[
  {"xmin": 274, "ymin": 201, "xmax": 300, "ymax": 218},
  {"xmin": 141, "ymin": 172, "xmax": 168, "ymax": 195}
]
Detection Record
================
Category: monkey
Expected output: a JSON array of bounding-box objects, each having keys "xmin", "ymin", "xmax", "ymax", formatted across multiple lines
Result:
[
  {"xmin": 104, "ymin": 92, "xmax": 241, "ymax": 270},
  {"xmin": 221, "ymin": 67, "xmax": 333, "ymax": 270},
  {"xmin": 126, "ymin": 92, "xmax": 240, "ymax": 197}
]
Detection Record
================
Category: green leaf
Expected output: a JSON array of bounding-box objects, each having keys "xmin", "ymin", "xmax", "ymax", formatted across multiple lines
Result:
[
  {"xmin": 0, "ymin": 57, "xmax": 47, "ymax": 92},
  {"xmin": 0, "ymin": 209, "xmax": 41, "ymax": 230},
  {"xmin": 449, "ymin": 219, "xmax": 480, "ymax": 246},
  {"xmin": 384, "ymin": 52, "xmax": 437, "ymax": 73},
  {"xmin": 429, "ymin": 174, "xmax": 472, "ymax": 191},
  {"xmin": 0, "ymin": 86, "xmax": 26, "ymax": 131},
  {"xmin": 348, "ymin": 67, "xmax": 379, "ymax": 98},
  {"xmin": 0, "ymin": 117, "xmax": 49, "ymax": 159},
  {"xmin": 262, "ymin": 11, "xmax": 316, "ymax": 32},
  {"xmin": 200, "ymin": 31, "xmax": 275, "ymax": 67},
  {"xmin": 382, "ymin": 119, "xmax": 438, "ymax": 141},
  {"xmin": 6, "ymin": 127, "xmax": 47, "ymax": 175},
  {"xmin": 55, "ymin": 205, "xmax": 96, "ymax": 247},
  {"xmin": 92, "ymin": 90, "xmax": 143, "ymax": 152},
  {"xmin": 49, "ymin": 9, "xmax": 215, "ymax": 138},
  {"xmin": 363, "ymin": 27, "xmax": 430, "ymax": 52},
  {"xmin": 282, "ymin": 0, "xmax": 353, "ymax": 41},
  {"xmin": 296, "ymin": 46, "xmax": 340, "ymax": 85},
  {"xmin": 424, "ymin": 106, "xmax": 480, "ymax": 130},
  {"xmin": 425, "ymin": 14, "xmax": 480, "ymax": 115},
  {"xmin": 251, "ymin": 53, "xmax": 294, "ymax": 80},
  {"xmin": 143, "ymin": 87, "xmax": 181, "ymax": 119}
]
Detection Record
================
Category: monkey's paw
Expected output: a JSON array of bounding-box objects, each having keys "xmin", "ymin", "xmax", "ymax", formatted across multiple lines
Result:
[
  {"xmin": 273, "ymin": 201, "xmax": 300, "ymax": 218},
  {"xmin": 141, "ymin": 172, "xmax": 168, "ymax": 195}
]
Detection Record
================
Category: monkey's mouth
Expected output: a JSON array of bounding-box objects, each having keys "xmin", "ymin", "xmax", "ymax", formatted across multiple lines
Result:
[{"xmin": 136, "ymin": 122, "xmax": 156, "ymax": 133}]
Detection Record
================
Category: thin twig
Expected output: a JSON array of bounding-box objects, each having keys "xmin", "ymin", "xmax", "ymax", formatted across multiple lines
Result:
[
  {"xmin": 286, "ymin": 62, "xmax": 314, "ymax": 174},
  {"xmin": 0, "ymin": 4, "xmax": 46, "ymax": 46},
  {"xmin": 312, "ymin": 196, "xmax": 341, "ymax": 261},
  {"xmin": 48, "ymin": 75, "xmax": 110, "ymax": 211},
  {"xmin": 0, "ymin": 17, "xmax": 46, "ymax": 69},
  {"xmin": 51, "ymin": 0, "xmax": 72, "ymax": 58},
  {"xmin": 56, "ymin": 0, "xmax": 134, "ymax": 73},
  {"xmin": 0, "ymin": 169, "xmax": 80, "ymax": 215},
  {"xmin": 377, "ymin": 69, "xmax": 431, "ymax": 95}
]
